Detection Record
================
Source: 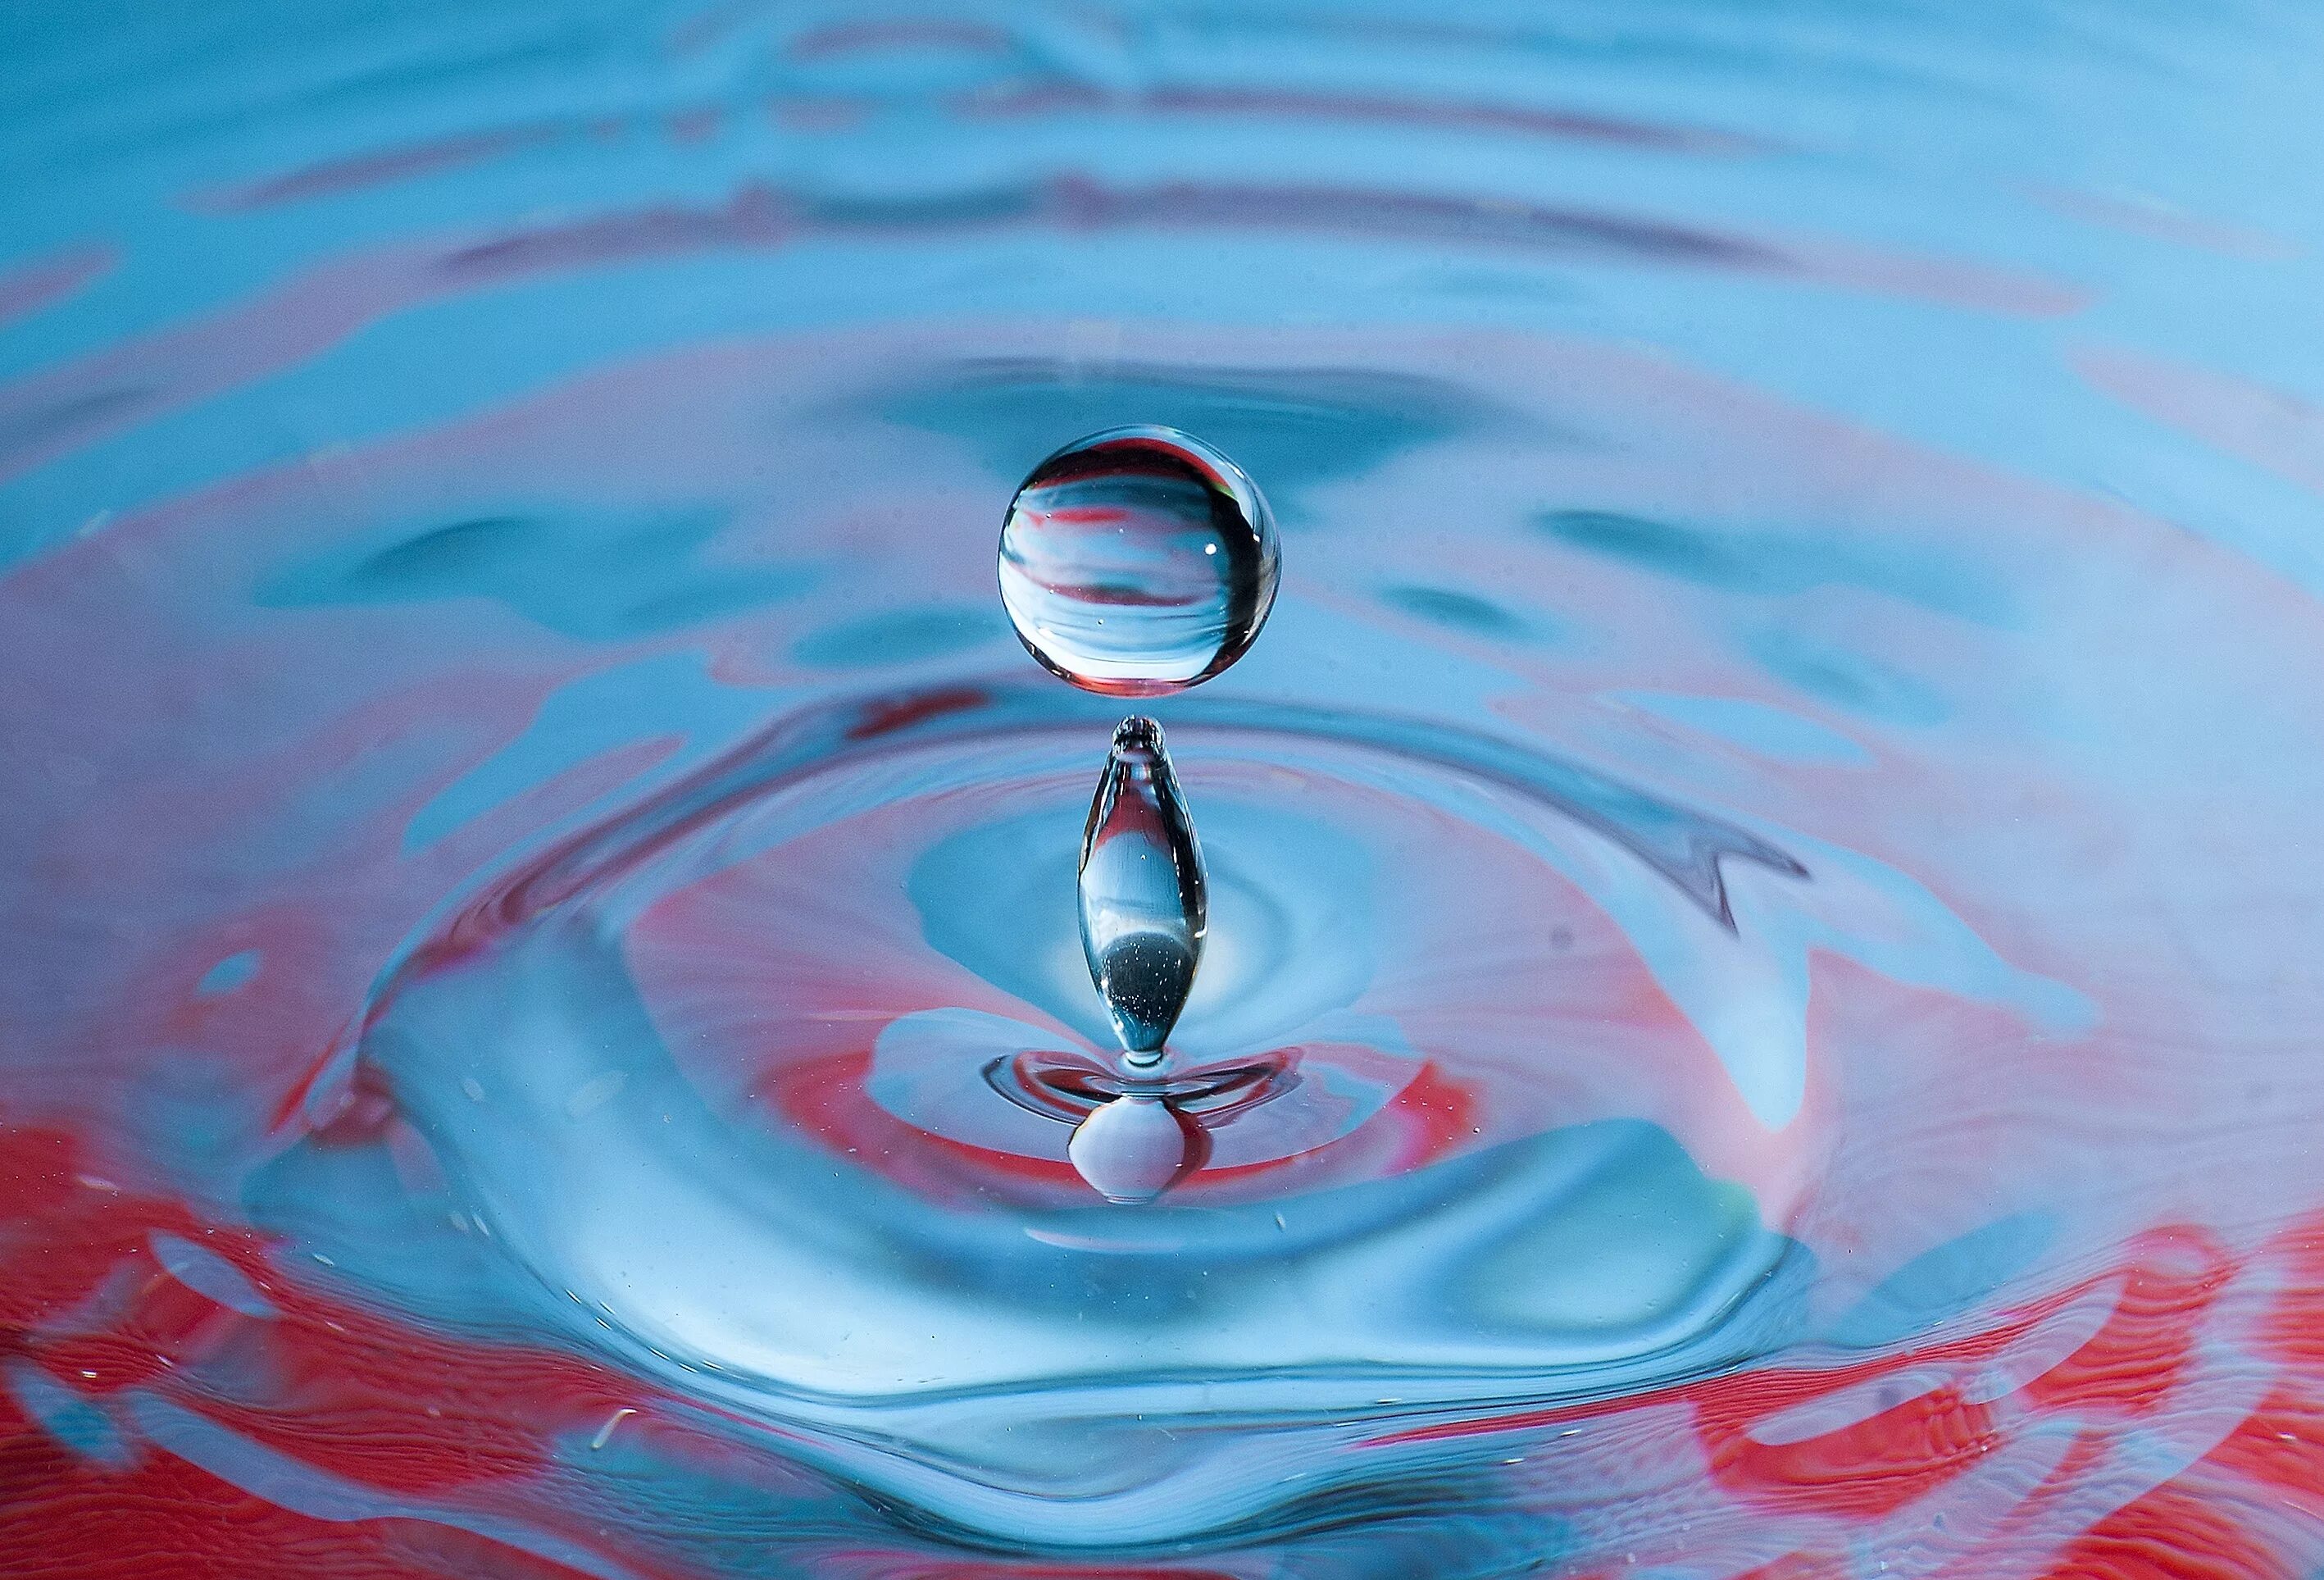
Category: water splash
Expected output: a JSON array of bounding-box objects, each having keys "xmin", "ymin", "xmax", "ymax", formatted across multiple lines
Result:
[
  {"xmin": 998, "ymin": 425, "xmax": 1280, "ymax": 695},
  {"xmin": 282, "ymin": 677, "xmax": 1845, "ymax": 1546},
  {"xmin": 7, "ymin": 3, "xmax": 2324, "ymax": 1574}
]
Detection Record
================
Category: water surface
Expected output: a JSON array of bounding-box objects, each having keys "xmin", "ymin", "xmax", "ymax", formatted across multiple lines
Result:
[{"xmin": 5, "ymin": 2, "xmax": 2324, "ymax": 1576}]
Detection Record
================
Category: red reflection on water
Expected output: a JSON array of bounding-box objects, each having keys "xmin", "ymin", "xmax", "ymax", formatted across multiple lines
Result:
[{"xmin": 7, "ymin": 318, "xmax": 2324, "ymax": 1572}]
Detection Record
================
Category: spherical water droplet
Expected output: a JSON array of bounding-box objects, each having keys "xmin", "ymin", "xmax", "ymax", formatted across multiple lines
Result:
[
  {"xmin": 1066, "ymin": 1094, "xmax": 1203, "ymax": 1204},
  {"xmin": 999, "ymin": 426, "xmax": 1280, "ymax": 696}
]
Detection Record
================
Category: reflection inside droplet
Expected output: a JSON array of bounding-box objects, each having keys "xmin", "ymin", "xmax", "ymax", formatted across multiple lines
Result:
[
  {"xmin": 1079, "ymin": 716, "xmax": 1207, "ymax": 1063},
  {"xmin": 998, "ymin": 425, "xmax": 1280, "ymax": 696}
]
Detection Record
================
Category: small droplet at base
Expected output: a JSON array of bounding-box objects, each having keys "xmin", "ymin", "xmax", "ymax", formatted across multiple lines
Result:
[{"xmin": 1066, "ymin": 1095, "xmax": 1209, "ymax": 1204}]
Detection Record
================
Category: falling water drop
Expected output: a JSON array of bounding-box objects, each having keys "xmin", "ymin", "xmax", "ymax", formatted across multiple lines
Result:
[
  {"xmin": 1079, "ymin": 717, "xmax": 1206, "ymax": 1064},
  {"xmin": 998, "ymin": 426, "xmax": 1280, "ymax": 696},
  {"xmin": 1066, "ymin": 1094, "xmax": 1204, "ymax": 1204}
]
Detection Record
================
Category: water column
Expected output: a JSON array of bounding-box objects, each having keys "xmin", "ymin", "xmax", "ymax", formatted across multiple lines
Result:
[{"xmin": 997, "ymin": 426, "xmax": 1280, "ymax": 1198}]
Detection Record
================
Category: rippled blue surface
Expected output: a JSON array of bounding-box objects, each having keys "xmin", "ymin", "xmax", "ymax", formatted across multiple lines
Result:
[{"xmin": 5, "ymin": 4, "xmax": 2324, "ymax": 1578}]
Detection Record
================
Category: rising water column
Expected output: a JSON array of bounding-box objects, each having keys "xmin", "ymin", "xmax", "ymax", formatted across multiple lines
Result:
[{"xmin": 997, "ymin": 426, "xmax": 1280, "ymax": 1200}]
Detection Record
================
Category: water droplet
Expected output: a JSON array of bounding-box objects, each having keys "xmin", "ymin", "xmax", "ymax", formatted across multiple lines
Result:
[
  {"xmin": 1079, "ymin": 717, "xmax": 1205, "ymax": 1061},
  {"xmin": 1066, "ymin": 1095, "xmax": 1202, "ymax": 1204},
  {"xmin": 998, "ymin": 426, "xmax": 1279, "ymax": 696}
]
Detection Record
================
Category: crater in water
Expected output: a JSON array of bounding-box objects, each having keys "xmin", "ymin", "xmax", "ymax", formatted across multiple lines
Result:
[{"xmin": 328, "ymin": 680, "xmax": 1898, "ymax": 1543}]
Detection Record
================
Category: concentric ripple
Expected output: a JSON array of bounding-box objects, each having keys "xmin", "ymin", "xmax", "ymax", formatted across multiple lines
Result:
[
  {"xmin": 6, "ymin": 2, "xmax": 2323, "ymax": 1574},
  {"xmin": 318, "ymin": 681, "xmax": 2059, "ymax": 1544}
]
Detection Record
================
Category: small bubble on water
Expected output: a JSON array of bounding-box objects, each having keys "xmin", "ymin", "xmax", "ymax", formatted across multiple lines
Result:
[{"xmin": 999, "ymin": 426, "xmax": 1279, "ymax": 696}]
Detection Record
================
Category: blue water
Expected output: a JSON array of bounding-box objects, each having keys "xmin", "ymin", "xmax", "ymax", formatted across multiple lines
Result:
[{"xmin": 6, "ymin": 4, "xmax": 2324, "ymax": 1577}]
